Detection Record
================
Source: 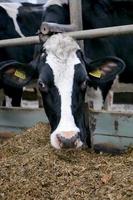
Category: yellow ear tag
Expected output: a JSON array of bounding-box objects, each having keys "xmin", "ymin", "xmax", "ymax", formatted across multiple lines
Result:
[
  {"xmin": 14, "ymin": 70, "xmax": 26, "ymax": 80},
  {"xmin": 89, "ymin": 69, "xmax": 102, "ymax": 78}
]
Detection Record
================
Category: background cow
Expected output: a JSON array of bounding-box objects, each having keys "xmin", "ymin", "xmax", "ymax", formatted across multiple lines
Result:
[
  {"xmin": 82, "ymin": 0, "xmax": 133, "ymax": 109},
  {"xmin": 0, "ymin": 2, "xmax": 47, "ymax": 106}
]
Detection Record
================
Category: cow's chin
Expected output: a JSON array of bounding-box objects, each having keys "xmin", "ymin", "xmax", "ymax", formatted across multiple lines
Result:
[{"xmin": 50, "ymin": 131, "xmax": 83, "ymax": 149}]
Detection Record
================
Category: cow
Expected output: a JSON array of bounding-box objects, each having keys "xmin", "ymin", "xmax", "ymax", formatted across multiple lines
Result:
[
  {"xmin": 0, "ymin": 33, "xmax": 125, "ymax": 149},
  {"xmin": 0, "ymin": 2, "xmax": 49, "ymax": 106},
  {"xmin": 0, "ymin": 0, "xmax": 132, "ymax": 149}
]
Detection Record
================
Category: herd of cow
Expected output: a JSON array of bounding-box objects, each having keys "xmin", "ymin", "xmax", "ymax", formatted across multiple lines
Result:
[{"xmin": 0, "ymin": 0, "xmax": 132, "ymax": 149}]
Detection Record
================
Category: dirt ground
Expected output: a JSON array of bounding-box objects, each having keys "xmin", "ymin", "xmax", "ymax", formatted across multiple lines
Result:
[{"xmin": 0, "ymin": 122, "xmax": 133, "ymax": 200}]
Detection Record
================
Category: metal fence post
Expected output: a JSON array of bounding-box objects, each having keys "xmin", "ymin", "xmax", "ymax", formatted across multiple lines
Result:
[{"xmin": 69, "ymin": 0, "xmax": 84, "ymax": 50}]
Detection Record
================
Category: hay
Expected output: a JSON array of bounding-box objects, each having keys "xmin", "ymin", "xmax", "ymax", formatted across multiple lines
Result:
[{"xmin": 0, "ymin": 123, "xmax": 133, "ymax": 200}]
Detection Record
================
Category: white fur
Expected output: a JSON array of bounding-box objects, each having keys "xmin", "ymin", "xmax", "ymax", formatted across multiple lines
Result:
[
  {"xmin": 43, "ymin": 34, "xmax": 82, "ymax": 149},
  {"xmin": 43, "ymin": 0, "xmax": 68, "ymax": 9},
  {"xmin": 0, "ymin": 3, "xmax": 25, "ymax": 37},
  {"xmin": 5, "ymin": 96, "xmax": 12, "ymax": 107},
  {"xmin": 27, "ymin": 0, "xmax": 37, "ymax": 3},
  {"xmin": 86, "ymin": 87, "xmax": 104, "ymax": 110}
]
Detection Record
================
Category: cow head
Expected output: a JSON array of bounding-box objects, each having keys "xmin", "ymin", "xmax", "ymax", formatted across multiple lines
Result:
[{"xmin": 0, "ymin": 34, "xmax": 125, "ymax": 149}]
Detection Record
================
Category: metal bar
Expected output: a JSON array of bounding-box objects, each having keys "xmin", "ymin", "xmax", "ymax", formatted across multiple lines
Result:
[
  {"xmin": 69, "ymin": 0, "xmax": 83, "ymax": 31},
  {"xmin": 0, "ymin": 36, "xmax": 40, "ymax": 48},
  {"xmin": 0, "ymin": 24, "xmax": 133, "ymax": 48},
  {"xmin": 40, "ymin": 22, "xmax": 77, "ymax": 34},
  {"xmin": 69, "ymin": 0, "xmax": 83, "ymax": 49},
  {"xmin": 66, "ymin": 24, "xmax": 133, "ymax": 39}
]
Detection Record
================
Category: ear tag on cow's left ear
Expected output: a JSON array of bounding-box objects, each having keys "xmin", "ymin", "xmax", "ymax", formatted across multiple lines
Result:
[
  {"xmin": 89, "ymin": 69, "xmax": 102, "ymax": 78},
  {"xmin": 14, "ymin": 70, "xmax": 26, "ymax": 80}
]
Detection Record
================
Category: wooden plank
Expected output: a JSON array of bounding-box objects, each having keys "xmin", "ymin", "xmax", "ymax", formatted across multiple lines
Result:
[
  {"xmin": 0, "ymin": 107, "xmax": 48, "ymax": 133},
  {"xmin": 112, "ymin": 83, "xmax": 133, "ymax": 93},
  {"xmin": 92, "ymin": 135, "xmax": 133, "ymax": 153},
  {"xmin": 89, "ymin": 109, "xmax": 133, "ymax": 153},
  {"xmin": 104, "ymin": 81, "xmax": 133, "ymax": 111},
  {"xmin": 89, "ymin": 109, "xmax": 133, "ymax": 137}
]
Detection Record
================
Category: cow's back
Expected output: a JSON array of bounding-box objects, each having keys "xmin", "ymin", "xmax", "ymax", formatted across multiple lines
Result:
[
  {"xmin": 82, "ymin": 0, "xmax": 133, "ymax": 83},
  {"xmin": 0, "ymin": 3, "xmax": 45, "ymax": 63}
]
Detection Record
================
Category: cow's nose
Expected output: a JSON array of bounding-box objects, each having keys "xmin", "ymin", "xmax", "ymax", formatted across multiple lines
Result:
[{"xmin": 56, "ymin": 132, "xmax": 82, "ymax": 149}]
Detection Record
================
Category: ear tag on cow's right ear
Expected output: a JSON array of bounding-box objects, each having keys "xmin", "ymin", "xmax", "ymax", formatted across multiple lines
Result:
[
  {"xmin": 14, "ymin": 70, "xmax": 26, "ymax": 80},
  {"xmin": 89, "ymin": 69, "xmax": 102, "ymax": 78}
]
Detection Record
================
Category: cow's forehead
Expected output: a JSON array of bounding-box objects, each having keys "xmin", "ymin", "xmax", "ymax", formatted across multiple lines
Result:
[
  {"xmin": 42, "ymin": 34, "xmax": 81, "ymax": 86},
  {"xmin": 43, "ymin": 34, "xmax": 80, "ymax": 60}
]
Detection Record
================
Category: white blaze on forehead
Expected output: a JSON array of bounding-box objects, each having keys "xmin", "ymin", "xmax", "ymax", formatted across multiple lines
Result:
[
  {"xmin": 0, "ymin": 3, "xmax": 25, "ymax": 37},
  {"xmin": 43, "ymin": 34, "xmax": 81, "ymax": 135},
  {"xmin": 43, "ymin": 0, "xmax": 68, "ymax": 9}
]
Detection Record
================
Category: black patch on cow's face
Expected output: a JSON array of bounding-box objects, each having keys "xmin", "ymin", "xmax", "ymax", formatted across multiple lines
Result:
[
  {"xmin": 37, "ymin": 60, "xmax": 61, "ymax": 132},
  {"xmin": 41, "ymin": 86, "xmax": 61, "ymax": 132},
  {"xmin": 71, "ymin": 63, "xmax": 88, "ymax": 143}
]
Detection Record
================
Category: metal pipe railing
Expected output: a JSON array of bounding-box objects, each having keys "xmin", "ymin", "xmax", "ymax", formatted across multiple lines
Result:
[{"xmin": 0, "ymin": 24, "xmax": 133, "ymax": 48}]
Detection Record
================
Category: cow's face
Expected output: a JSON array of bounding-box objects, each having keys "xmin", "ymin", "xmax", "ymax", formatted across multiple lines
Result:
[
  {"xmin": 37, "ymin": 34, "xmax": 88, "ymax": 149},
  {"xmin": 0, "ymin": 34, "xmax": 125, "ymax": 150}
]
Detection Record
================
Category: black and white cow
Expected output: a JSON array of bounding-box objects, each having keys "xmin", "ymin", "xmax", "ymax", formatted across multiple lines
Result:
[
  {"xmin": 0, "ymin": 33, "xmax": 125, "ymax": 149},
  {"xmin": 0, "ymin": 0, "xmax": 132, "ymax": 149},
  {"xmin": 0, "ymin": 2, "xmax": 48, "ymax": 106}
]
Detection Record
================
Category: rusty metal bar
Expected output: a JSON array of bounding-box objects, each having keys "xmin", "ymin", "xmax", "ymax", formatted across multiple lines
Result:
[{"xmin": 0, "ymin": 24, "xmax": 133, "ymax": 48}]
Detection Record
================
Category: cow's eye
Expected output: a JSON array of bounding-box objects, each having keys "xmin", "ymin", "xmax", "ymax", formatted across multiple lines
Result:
[
  {"xmin": 38, "ymin": 80, "xmax": 48, "ymax": 93},
  {"xmin": 80, "ymin": 80, "xmax": 87, "ymax": 91}
]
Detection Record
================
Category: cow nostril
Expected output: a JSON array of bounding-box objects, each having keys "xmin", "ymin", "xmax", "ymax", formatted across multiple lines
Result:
[
  {"xmin": 56, "ymin": 134, "xmax": 63, "ymax": 148},
  {"xmin": 56, "ymin": 134, "xmax": 62, "ymax": 142},
  {"xmin": 56, "ymin": 133, "xmax": 81, "ymax": 149}
]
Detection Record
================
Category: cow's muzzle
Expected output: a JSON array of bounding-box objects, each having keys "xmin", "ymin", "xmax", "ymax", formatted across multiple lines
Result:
[{"xmin": 51, "ymin": 131, "xmax": 83, "ymax": 149}]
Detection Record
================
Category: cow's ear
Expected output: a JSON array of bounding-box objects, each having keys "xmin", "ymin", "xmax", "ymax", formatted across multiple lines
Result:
[
  {"xmin": 87, "ymin": 56, "xmax": 125, "ymax": 84},
  {"xmin": 0, "ymin": 60, "xmax": 36, "ymax": 88}
]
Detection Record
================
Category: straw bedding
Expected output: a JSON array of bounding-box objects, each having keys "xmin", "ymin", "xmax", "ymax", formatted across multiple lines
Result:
[{"xmin": 0, "ymin": 122, "xmax": 132, "ymax": 200}]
